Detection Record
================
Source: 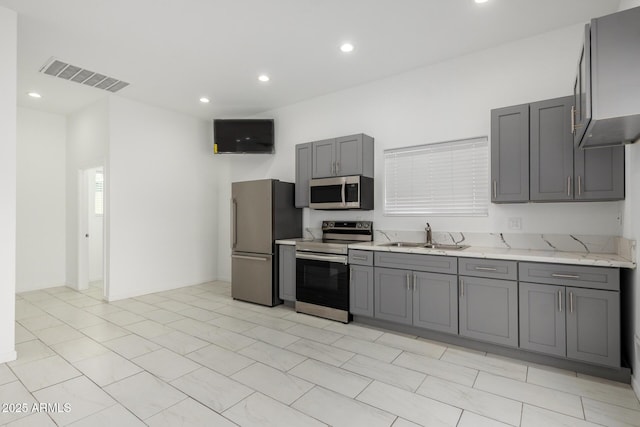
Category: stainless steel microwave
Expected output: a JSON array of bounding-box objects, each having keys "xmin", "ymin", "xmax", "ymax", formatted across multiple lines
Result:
[{"xmin": 309, "ymin": 175, "xmax": 374, "ymax": 210}]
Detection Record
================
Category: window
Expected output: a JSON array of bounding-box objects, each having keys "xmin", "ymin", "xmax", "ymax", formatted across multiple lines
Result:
[
  {"xmin": 94, "ymin": 170, "xmax": 104, "ymax": 216},
  {"xmin": 384, "ymin": 136, "xmax": 489, "ymax": 216}
]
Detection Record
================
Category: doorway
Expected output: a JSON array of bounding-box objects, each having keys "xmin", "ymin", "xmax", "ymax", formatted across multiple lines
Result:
[{"xmin": 78, "ymin": 166, "xmax": 105, "ymax": 298}]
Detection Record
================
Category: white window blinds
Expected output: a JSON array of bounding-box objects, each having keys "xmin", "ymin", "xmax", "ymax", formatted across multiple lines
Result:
[{"xmin": 384, "ymin": 136, "xmax": 489, "ymax": 216}]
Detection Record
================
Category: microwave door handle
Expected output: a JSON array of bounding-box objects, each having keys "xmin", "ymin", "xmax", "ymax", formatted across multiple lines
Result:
[{"xmin": 341, "ymin": 181, "xmax": 346, "ymax": 206}]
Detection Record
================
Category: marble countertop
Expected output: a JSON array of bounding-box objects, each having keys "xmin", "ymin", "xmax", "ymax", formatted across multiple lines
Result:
[{"xmin": 348, "ymin": 242, "xmax": 635, "ymax": 269}]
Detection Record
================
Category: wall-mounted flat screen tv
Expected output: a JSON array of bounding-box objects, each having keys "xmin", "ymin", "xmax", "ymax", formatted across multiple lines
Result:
[{"xmin": 213, "ymin": 119, "xmax": 274, "ymax": 154}]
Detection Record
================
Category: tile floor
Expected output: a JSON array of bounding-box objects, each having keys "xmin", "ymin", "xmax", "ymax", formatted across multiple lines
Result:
[{"xmin": 2, "ymin": 280, "xmax": 639, "ymax": 426}]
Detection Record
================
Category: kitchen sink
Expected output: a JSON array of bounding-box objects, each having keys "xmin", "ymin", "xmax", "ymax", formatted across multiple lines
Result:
[{"xmin": 380, "ymin": 242, "xmax": 468, "ymax": 250}]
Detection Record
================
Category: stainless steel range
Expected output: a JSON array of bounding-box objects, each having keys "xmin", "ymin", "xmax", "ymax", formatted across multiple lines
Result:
[{"xmin": 295, "ymin": 220, "xmax": 373, "ymax": 323}]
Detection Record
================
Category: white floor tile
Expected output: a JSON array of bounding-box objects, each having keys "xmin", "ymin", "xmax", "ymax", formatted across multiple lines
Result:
[
  {"xmin": 132, "ymin": 348, "xmax": 200, "ymax": 381},
  {"xmin": 98, "ymin": 310, "xmax": 146, "ymax": 326},
  {"xmin": 293, "ymin": 386, "xmax": 396, "ymax": 427},
  {"xmin": 223, "ymin": 392, "xmax": 326, "ymax": 427},
  {"xmin": 11, "ymin": 355, "xmax": 81, "ymax": 391},
  {"xmin": 243, "ymin": 325, "xmax": 300, "ymax": 348},
  {"xmin": 289, "ymin": 359, "xmax": 371, "ymax": 398},
  {"xmin": 332, "ymin": 336, "xmax": 402, "ymax": 363},
  {"xmin": 82, "ymin": 303, "xmax": 123, "ymax": 316},
  {"xmin": 14, "ymin": 323, "xmax": 36, "ymax": 344},
  {"xmin": 282, "ymin": 312, "xmax": 334, "ymax": 328},
  {"xmin": 73, "ymin": 351, "xmax": 142, "ymax": 387},
  {"xmin": 520, "ymin": 404, "xmax": 600, "ymax": 427},
  {"xmin": 9, "ymin": 340, "xmax": 56, "ymax": 367},
  {"xmin": 33, "ymin": 376, "xmax": 116, "ymax": 425},
  {"xmin": 357, "ymin": 381, "xmax": 462, "ymax": 427},
  {"xmin": 154, "ymin": 300, "xmax": 192, "ymax": 313},
  {"xmin": 146, "ymin": 398, "xmax": 236, "ymax": 427},
  {"xmin": 475, "ymin": 371, "xmax": 585, "ymax": 419},
  {"xmin": 391, "ymin": 418, "xmax": 422, "ymax": 427},
  {"xmin": 286, "ymin": 338, "xmax": 355, "ymax": 366},
  {"xmin": 100, "ymin": 334, "xmax": 159, "ymax": 361},
  {"xmin": 3, "ymin": 412, "xmax": 57, "ymax": 427},
  {"xmin": 231, "ymin": 362, "xmax": 313, "ymax": 405},
  {"xmin": 134, "ymin": 294, "xmax": 169, "ymax": 305},
  {"xmin": 0, "ymin": 363, "xmax": 17, "ymax": 385},
  {"xmin": 51, "ymin": 337, "xmax": 109, "ymax": 363},
  {"xmin": 33, "ymin": 324, "xmax": 84, "ymax": 346},
  {"xmin": 342, "ymin": 354, "xmax": 426, "ymax": 392},
  {"xmin": 457, "ymin": 411, "xmax": 513, "ymax": 427},
  {"xmin": 80, "ymin": 322, "xmax": 130, "ymax": 342},
  {"xmin": 417, "ymin": 376, "xmax": 522, "ymax": 426},
  {"xmin": 185, "ymin": 343, "xmax": 255, "ymax": 376},
  {"xmin": 113, "ymin": 300, "xmax": 157, "ymax": 314},
  {"xmin": 238, "ymin": 341, "xmax": 307, "ymax": 371},
  {"xmin": 170, "ymin": 367, "xmax": 253, "ymax": 413},
  {"xmin": 124, "ymin": 320, "xmax": 174, "ymax": 339},
  {"xmin": 178, "ymin": 306, "xmax": 220, "ymax": 322},
  {"xmin": 17, "ymin": 314, "xmax": 63, "ymax": 332},
  {"xmin": 208, "ymin": 315, "xmax": 258, "ymax": 332},
  {"xmin": 582, "ymin": 397, "xmax": 640, "ymax": 427},
  {"xmin": 324, "ymin": 322, "xmax": 385, "ymax": 341},
  {"xmin": 286, "ymin": 324, "xmax": 344, "ymax": 344},
  {"xmin": 440, "ymin": 347, "xmax": 527, "ymax": 381},
  {"xmin": 151, "ymin": 331, "xmax": 209, "ymax": 355},
  {"xmin": 104, "ymin": 372, "xmax": 186, "ymax": 420},
  {"xmin": 244, "ymin": 313, "xmax": 297, "ymax": 331},
  {"xmin": 527, "ymin": 366, "xmax": 640, "ymax": 410},
  {"xmin": 393, "ymin": 351, "xmax": 478, "ymax": 387},
  {"xmin": 66, "ymin": 404, "xmax": 145, "ymax": 427},
  {"xmin": 0, "ymin": 381, "xmax": 38, "ymax": 424},
  {"xmin": 375, "ymin": 332, "xmax": 447, "ymax": 359},
  {"xmin": 143, "ymin": 309, "xmax": 186, "ymax": 324}
]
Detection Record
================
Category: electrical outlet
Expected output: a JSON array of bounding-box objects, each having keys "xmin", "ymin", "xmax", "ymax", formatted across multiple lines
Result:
[{"xmin": 508, "ymin": 217, "xmax": 522, "ymax": 230}]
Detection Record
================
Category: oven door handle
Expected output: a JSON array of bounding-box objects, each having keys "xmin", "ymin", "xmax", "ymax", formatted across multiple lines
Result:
[{"xmin": 296, "ymin": 252, "xmax": 348, "ymax": 265}]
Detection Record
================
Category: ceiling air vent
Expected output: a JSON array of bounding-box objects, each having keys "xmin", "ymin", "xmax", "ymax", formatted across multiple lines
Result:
[{"xmin": 39, "ymin": 58, "xmax": 130, "ymax": 93}]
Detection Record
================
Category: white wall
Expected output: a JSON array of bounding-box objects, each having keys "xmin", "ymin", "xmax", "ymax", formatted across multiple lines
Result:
[
  {"xmin": 16, "ymin": 108, "xmax": 66, "ymax": 292},
  {"xmin": 66, "ymin": 99, "xmax": 109, "ymax": 289},
  {"xmin": 87, "ymin": 167, "xmax": 103, "ymax": 282},
  {"xmin": 216, "ymin": 23, "xmax": 622, "ymax": 279},
  {"xmin": 107, "ymin": 97, "xmax": 218, "ymax": 300},
  {"xmin": 0, "ymin": 5, "xmax": 17, "ymax": 363},
  {"xmin": 619, "ymin": 0, "xmax": 640, "ymax": 402}
]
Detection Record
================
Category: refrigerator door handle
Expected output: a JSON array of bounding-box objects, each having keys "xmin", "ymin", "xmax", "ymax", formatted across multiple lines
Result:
[
  {"xmin": 231, "ymin": 198, "xmax": 238, "ymax": 249},
  {"xmin": 232, "ymin": 254, "xmax": 269, "ymax": 262}
]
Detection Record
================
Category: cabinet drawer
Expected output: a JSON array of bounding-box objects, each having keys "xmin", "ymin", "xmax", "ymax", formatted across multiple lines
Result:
[
  {"xmin": 374, "ymin": 252, "xmax": 457, "ymax": 274},
  {"xmin": 458, "ymin": 258, "xmax": 517, "ymax": 280},
  {"xmin": 349, "ymin": 250, "xmax": 374, "ymax": 266},
  {"xmin": 519, "ymin": 262, "xmax": 619, "ymax": 291}
]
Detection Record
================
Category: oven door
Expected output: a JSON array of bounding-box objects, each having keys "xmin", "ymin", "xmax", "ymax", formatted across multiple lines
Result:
[{"xmin": 296, "ymin": 252, "xmax": 349, "ymax": 311}]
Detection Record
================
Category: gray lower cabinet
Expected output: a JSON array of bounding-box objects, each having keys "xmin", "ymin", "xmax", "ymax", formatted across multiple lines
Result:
[
  {"xmin": 278, "ymin": 245, "xmax": 296, "ymax": 301},
  {"xmin": 374, "ymin": 267, "xmax": 458, "ymax": 333},
  {"xmin": 295, "ymin": 143, "xmax": 312, "ymax": 208},
  {"xmin": 566, "ymin": 286, "xmax": 620, "ymax": 367},
  {"xmin": 459, "ymin": 276, "xmax": 518, "ymax": 347},
  {"xmin": 491, "ymin": 104, "xmax": 529, "ymax": 203},
  {"xmin": 350, "ymin": 264, "xmax": 374, "ymax": 317},
  {"xmin": 374, "ymin": 267, "xmax": 412, "ymax": 325},
  {"xmin": 519, "ymin": 282, "xmax": 620, "ymax": 367}
]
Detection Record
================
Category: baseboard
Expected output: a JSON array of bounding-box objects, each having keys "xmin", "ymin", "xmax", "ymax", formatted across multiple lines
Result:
[
  {"xmin": 633, "ymin": 374, "xmax": 640, "ymax": 401},
  {"xmin": 15, "ymin": 282, "xmax": 67, "ymax": 294},
  {"xmin": 0, "ymin": 350, "xmax": 17, "ymax": 364},
  {"xmin": 107, "ymin": 278, "xmax": 217, "ymax": 302}
]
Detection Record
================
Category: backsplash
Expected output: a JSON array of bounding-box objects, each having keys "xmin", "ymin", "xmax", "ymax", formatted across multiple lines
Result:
[{"xmin": 303, "ymin": 227, "xmax": 636, "ymax": 261}]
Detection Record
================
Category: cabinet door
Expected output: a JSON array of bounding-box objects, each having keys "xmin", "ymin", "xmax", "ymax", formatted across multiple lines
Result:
[
  {"xmin": 574, "ymin": 145, "xmax": 624, "ymax": 201},
  {"xmin": 278, "ymin": 245, "xmax": 296, "ymax": 301},
  {"xmin": 566, "ymin": 287, "xmax": 620, "ymax": 367},
  {"xmin": 519, "ymin": 282, "xmax": 566, "ymax": 357},
  {"xmin": 459, "ymin": 276, "xmax": 518, "ymax": 347},
  {"xmin": 295, "ymin": 143, "xmax": 312, "ymax": 207},
  {"xmin": 413, "ymin": 272, "xmax": 458, "ymax": 334},
  {"xmin": 312, "ymin": 138, "xmax": 336, "ymax": 178},
  {"xmin": 350, "ymin": 265, "xmax": 374, "ymax": 317},
  {"xmin": 573, "ymin": 24, "xmax": 592, "ymax": 147},
  {"xmin": 335, "ymin": 134, "xmax": 363, "ymax": 176},
  {"xmin": 491, "ymin": 104, "xmax": 529, "ymax": 203},
  {"xmin": 374, "ymin": 267, "xmax": 412, "ymax": 325},
  {"xmin": 530, "ymin": 97, "xmax": 574, "ymax": 201}
]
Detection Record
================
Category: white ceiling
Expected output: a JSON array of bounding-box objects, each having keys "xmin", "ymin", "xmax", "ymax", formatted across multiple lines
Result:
[{"xmin": 0, "ymin": 0, "xmax": 621, "ymax": 120}]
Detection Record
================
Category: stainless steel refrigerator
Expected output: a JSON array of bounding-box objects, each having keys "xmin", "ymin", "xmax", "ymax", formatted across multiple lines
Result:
[{"xmin": 231, "ymin": 179, "xmax": 302, "ymax": 306}]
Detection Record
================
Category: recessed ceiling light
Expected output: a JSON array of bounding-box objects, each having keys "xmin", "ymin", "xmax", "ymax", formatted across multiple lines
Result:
[
  {"xmin": 199, "ymin": 97, "xmax": 210, "ymax": 104},
  {"xmin": 27, "ymin": 92, "xmax": 42, "ymax": 98},
  {"xmin": 475, "ymin": 0, "xmax": 489, "ymax": 3},
  {"xmin": 258, "ymin": 74, "xmax": 270, "ymax": 82},
  {"xmin": 340, "ymin": 43, "xmax": 354, "ymax": 53}
]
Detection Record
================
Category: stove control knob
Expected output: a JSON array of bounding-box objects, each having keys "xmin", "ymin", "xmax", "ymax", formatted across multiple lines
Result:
[
  {"xmin": 356, "ymin": 223, "xmax": 362, "ymax": 228},
  {"xmin": 364, "ymin": 223, "xmax": 370, "ymax": 228},
  {"xmin": 329, "ymin": 222, "xmax": 334, "ymax": 228},
  {"xmin": 322, "ymin": 222, "xmax": 328, "ymax": 228}
]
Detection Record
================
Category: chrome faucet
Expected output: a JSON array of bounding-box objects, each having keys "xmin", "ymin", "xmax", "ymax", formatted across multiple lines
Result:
[{"xmin": 425, "ymin": 222, "xmax": 432, "ymax": 246}]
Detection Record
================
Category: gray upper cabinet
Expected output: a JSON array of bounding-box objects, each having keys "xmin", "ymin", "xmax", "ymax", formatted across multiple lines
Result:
[
  {"xmin": 350, "ymin": 264, "xmax": 374, "ymax": 317},
  {"xmin": 459, "ymin": 276, "xmax": 518, "ymax": 347},
  {"xmin": 574, "ymin": 145, "xmax": 624, "ymax": 201},
  {"xmin": 519, "ymin": 282, "xmax": 567, "ymax": 357},
  {"xmin": 278, "ymin": 245, "xmax": 296, "ymax": 302},
  {"xmin": 491, "ymin": 104, "xmax": 530, "ymax": 203},
  {"xmin": 311, "ymin": 134, "xmax": 374, "ymax": 179},
  {"xmin": 566, "ymin": 287, "xmax": 620, "ymax": 367},
  {"xmin": 295, "ymin": 143, "xmax": 312, "ymax": 208},
  {"xmin": 374, "ymin": 267, "xmax": 413, "ymax": 325},
  {"xmin": 413, "ymin": 271, "xmax": 458, "ymax": 334},
  {"xmin": 530, "ymin": 97, "xmax": 574, "ymax": 201}
]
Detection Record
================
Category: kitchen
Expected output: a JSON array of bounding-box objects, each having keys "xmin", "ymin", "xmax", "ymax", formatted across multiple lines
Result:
[{"xmin": 2, "ymin": 0, "xmax": 640, "ymax": 426}]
